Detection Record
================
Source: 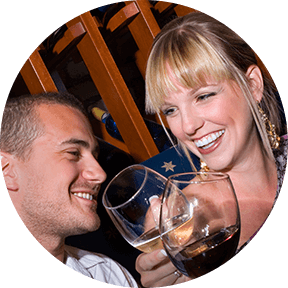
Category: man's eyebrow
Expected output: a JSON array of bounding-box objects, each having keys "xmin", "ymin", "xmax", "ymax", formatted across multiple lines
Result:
[
  {"xmin": 60, "ymin": 138, "xmax": 90, "ymax": 149},
  {"xmin": 60, "ymin": 138, "xmax": 100, "ymax": 155}
]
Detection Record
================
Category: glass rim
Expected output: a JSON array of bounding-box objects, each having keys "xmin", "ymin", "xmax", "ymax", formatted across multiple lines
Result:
[
  {"xmin": 102, "ymin": 164, "xmax": 167, "ymax": 210},
  {"xmin": 167, "ymin": 171, "xmax": 230, "ymax": 184}
]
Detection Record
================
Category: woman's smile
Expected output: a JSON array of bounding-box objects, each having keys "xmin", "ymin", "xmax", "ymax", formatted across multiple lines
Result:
[
  {"xmin": 164, "ymin": 79, "xmax": 258, "ymax": 171},
  {"xmin": 194, "ymin": 129, "xmax": 225, "ymax": 154}
]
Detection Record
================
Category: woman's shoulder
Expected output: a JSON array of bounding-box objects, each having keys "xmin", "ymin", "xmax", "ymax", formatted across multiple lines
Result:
[{"xmin": 273, "ymin": 135, "xmax": 288, "ymax": 198}]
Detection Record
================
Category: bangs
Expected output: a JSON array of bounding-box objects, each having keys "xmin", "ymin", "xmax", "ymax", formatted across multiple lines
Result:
[{"xmin": 146, "ymin": 33, "xmax": 232, "ymax": 113}]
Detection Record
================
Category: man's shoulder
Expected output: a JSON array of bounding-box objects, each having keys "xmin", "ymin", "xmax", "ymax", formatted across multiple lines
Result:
[
  {"xmin": 64, "ymin": 245, "xmax": 138, "ymax": 287},
  {"xmin": 65, "ymin": 245, "xmax": 109, "ymax": 267}
]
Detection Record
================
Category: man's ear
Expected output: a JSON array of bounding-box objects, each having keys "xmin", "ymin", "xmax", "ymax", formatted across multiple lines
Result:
[
  {"xmin": 1, "ymin": 152, "xmax": 19, "ymax": 192},
  {"xmin": 246, "ymin": 65, "xmax": 264, "ymax": 102}
]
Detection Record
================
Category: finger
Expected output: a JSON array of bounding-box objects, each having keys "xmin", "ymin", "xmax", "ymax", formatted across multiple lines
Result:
[
  {"xmin": 136, "ymin": 250, "xmax": 193, "ymax": 287},
  {"xmin": 136, "ymin": 249, "xmax": 167, "ymax": 272},
  {"xmin": 149, "ymin": 195, "xmax": 169, "ymax": 223},
  {"xmin": 139, "ymin": 258, "xmax": 179, "ymax": 287},
  {"xmin": 143, "ymin": 270, "xmax": 178, "ymax": 287},
  {"xmin": 149, "ymin": 196, "xmax": 162, "ymax": 225},
  {"xmin": 174, "ymin": 274, "xmax": 193, "ymax": 285},
  {"xmin": 151, "ymin": 269, "xmax": 192, "ymax": 287}
]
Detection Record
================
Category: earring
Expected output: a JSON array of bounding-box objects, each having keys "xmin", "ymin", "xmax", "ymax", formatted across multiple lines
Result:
[
  {"xmin": 200, "ymin": 159, "xmax": 210, "ymax": 172},
  {"xmin": 257, "ymin": 104, "xmax": 280, "ymax": 149}
]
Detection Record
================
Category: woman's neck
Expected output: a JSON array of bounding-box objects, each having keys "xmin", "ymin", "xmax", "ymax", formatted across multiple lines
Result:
[
  {"xmin": 226, "ymin": 149, "xmax": 277, "ymax": 248},
  {"xmin": 227, "ymin": 147, "xmax": 277, "ymax": 197}
]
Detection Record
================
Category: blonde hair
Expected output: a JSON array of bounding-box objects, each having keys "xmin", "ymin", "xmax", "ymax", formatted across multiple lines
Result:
[{"xmin": 146, "ymin": 12, "xmax": 282, "ymax": 161}]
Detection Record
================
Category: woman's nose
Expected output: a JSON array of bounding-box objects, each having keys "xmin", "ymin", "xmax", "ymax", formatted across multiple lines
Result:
[
  {"xmin": 82, "ymin": 157, "xmax": 107, "ymax": 184},
  {"xmin": 181, "ymin": 110, "xmax": 204, "ymax": 136}
]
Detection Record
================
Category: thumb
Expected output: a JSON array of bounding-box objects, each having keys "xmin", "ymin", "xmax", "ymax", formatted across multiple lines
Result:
[{"xmin": 149, "ymin": 196, "xmax": 162, "ymax": 226}]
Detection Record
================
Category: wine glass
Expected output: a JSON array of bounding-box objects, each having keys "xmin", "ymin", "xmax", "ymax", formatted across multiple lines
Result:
[
  {"xmin": 160, "ymin": 172, "xmax": 240, "ymax": 278},
  {"xmin": 102, "ymin": 164, "xmax": 167, "ymax": 253}
]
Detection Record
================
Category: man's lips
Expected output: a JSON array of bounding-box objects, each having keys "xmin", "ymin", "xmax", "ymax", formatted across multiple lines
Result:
[
  {"xmin": 70, "ymin": 185, "xmax": 100, "ymax": 201},
  {"xmin": 71, "ymin": 192, "xmax": 94, "ymax": 201}
]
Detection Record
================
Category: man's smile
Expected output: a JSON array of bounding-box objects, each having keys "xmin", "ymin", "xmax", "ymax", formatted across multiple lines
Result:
[{"xmin": 71, "ymin": 192, "xmax": 94, "ymax": 201}]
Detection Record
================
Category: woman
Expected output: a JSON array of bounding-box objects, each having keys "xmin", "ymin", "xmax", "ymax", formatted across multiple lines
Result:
[{"xmin": 135, "ymin": 12, "xmax": 287, "ymax": 286}]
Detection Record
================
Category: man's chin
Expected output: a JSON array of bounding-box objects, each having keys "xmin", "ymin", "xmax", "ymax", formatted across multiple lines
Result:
[
  {"xmin": 68, "ymin": 217, "xmax": 101, "ymax": 237},
  {"xmin": 84, "ymin": 217, "xmax": 101, "ymax": 234},
  {"xmin": 92, "ymin": 214, "xmax": 101, "ymax": 230}
]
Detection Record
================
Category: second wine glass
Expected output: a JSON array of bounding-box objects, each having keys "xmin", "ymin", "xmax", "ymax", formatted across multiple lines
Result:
[{"xmin": 160, "ymin": 172, "xmax": 241, "ymax": 278}]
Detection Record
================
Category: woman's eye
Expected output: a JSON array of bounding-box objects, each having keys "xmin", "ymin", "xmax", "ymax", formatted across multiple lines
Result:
[
  {"xmin": 163, "ymin": 107, "xmax": 176, "ymax": 116},
  {"xmin": 197, "ymin": 92, "xmax": 216, "ymax": 102}
]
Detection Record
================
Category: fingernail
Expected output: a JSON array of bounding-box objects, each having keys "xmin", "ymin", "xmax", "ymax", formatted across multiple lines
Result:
[
  {"xmin": 149, "ymin": 195, "xmax": 159, "ymax": 203},
  {"xmin": 157, "ymin": 249, "xmax": 167, "ymax": 260}
]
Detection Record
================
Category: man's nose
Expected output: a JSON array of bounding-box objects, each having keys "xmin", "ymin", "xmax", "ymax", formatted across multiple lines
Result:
[{"xmin": 82, "ymin": 156, "xmax": 107, "ymax": 184}]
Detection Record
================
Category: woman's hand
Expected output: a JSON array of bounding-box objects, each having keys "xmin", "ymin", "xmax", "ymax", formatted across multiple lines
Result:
[{"xmin": 136, "ymin": 249, "xmax": 191, "ymax": 287}]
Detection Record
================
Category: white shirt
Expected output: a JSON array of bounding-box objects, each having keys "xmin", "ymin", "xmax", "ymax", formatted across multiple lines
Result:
[{"xmin": 65, "ymin": 245, "xmax": 138, "ymax": 287}]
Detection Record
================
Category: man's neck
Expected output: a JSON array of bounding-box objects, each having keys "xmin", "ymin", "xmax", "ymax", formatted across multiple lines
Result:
[
  {"xmin": 34, "ymin": 232, "xmax": 66, "ymax": 262},
  {"xmin": 14, "ymin": 205, "xmax": 66, "ymax": 263}
]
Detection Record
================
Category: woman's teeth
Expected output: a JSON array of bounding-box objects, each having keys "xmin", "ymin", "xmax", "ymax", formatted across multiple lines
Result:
[{"xmin": 195, "ymin": 130, "xmax": 225, "ymax": 149}]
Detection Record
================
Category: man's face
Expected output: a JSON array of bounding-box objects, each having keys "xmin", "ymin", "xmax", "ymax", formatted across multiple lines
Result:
[{"xmin": 14, "ymin": 104, "xmax": 107, "ymax": 238}]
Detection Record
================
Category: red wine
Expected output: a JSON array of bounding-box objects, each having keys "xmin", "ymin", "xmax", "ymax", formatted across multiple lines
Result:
[{"xmin": 168, "ymin": 225, "xmax": 240, "ymax": 278}]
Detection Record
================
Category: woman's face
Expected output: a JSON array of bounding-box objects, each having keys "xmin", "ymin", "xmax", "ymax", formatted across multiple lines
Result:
[{"xmin": 160, "ymin": 77, "xmax": 259, "ymax": 172}]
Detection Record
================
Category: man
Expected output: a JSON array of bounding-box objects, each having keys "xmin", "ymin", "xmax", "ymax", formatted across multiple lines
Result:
[{"xmin": 0, "ymin": 92, "xmax": 138, "ymax": 287}]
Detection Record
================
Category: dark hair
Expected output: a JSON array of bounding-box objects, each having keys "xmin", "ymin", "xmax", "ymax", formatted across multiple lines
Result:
[{"xmin": 0, "ymin": 92, "xmax": 87, "ymax": 160}]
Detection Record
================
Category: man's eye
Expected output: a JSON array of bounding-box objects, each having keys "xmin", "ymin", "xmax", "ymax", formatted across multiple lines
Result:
[
  {"xmin": 93, "ymin": 151, "xmax": 99, "ymax": 160},
  {"xmin": 67, "ymin": 151, "xmax": 81, "ymax": 158}
]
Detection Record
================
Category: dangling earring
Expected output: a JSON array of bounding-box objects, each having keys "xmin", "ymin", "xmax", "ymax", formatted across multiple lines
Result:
[
  {"xmin": 257, "ymin": 103, "xmax": 280, "ymax": 149},
  {"xmin": 200, "ymin": 159, "xmax": 210, "ymax": 172}
]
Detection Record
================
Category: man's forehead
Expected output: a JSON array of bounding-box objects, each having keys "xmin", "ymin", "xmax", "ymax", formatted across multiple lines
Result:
[
  {"xmin": 36, "ymin": 103, "xmax": 97, "ymax": 147},
  {"xmin": 37, "ymin": 103, "xmax": 82, "ymax": 117},
  {"xmin": 37, "ymin": 103, "xmax": 89, "ymax": 128}
]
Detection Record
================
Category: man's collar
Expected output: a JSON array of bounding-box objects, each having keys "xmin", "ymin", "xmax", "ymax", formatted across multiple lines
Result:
[{"xmin": 64, "ymin": 245, "xmax": 106, "ymax": 270}]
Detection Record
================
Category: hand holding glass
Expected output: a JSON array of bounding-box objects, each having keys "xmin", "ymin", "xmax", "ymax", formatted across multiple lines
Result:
[{"xmin": 160, "ymin": 172, "xmax": 240, "ymax": 278}]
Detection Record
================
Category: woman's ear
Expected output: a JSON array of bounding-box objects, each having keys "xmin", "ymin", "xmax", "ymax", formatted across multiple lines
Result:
[
  {"xmin": 1, "ymin": 152, "xmax": 19, "ymax": 192},
  {"xmin": 246, "ymin": 65, "xmax": 264, "ymax": 102}
]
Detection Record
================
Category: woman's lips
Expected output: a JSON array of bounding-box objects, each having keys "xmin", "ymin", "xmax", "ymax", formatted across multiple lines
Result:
[{"xmin": 194, "ymin": 129, "xmax": 225, "ymax": 154}]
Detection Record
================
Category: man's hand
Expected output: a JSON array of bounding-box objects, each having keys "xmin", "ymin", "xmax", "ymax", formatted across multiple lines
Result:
[{"xmin": 135, "ymin": 249, "xmax": 191, "ymax": 287}]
